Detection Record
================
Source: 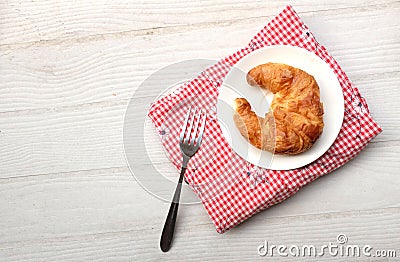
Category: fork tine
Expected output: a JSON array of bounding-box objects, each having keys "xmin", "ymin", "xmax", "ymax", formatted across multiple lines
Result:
[
  {"xmin": 180, "ymin": 106, "xmax": 192, "ymax": 143},
  {"xmin": 189, "ymin": 109, "xmax": 202, "ymax": 145},
  {"xmin": 183, "ymin": 107, "xmax": 196, "ymax": 144},
  {"xmin": 196, "ymin": 112, "xmax": 207, "ymax": 147}
]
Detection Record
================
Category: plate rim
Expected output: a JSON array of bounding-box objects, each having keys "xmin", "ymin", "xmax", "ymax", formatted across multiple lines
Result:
[{"xmin": 217, "ymin": 44, "xmax": 344, "ymax": 170}]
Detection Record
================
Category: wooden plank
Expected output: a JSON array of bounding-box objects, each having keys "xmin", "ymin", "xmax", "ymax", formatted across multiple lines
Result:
[
  {"xmin": 1, "ymin": 0, "xmax": 398, "ymax": 46},
  {"xmin": 0, "ymin": 91, "xmax": 398, "ymax": 179},
  {"xmin": 0, "ymin": 7, "xmax": 399, "ymax": 113},
  {"xmin": 1, "ymin": 208, "xmax": 398, "ymax": 261},
  {"xmin": 0, "ymin": 101, "xmax": 125, "ymax": 178},
  {"xmin": 0, "ymin": 142, "xmax": 399, "ymax": 241},
  {"xmin": 0, "ymin": 166, "xmax": 398, "ymax": 262}
]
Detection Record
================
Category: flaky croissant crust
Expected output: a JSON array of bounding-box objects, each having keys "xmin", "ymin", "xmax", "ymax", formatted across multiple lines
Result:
[{"xmin": 234, "ymin": 62, "xmax": 324, "ymax": 155}]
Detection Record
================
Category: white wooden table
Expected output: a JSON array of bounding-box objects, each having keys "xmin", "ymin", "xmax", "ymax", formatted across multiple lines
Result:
[{"xmin": 1, "ymin": 1, "xmax": 399, "ymax": 261}]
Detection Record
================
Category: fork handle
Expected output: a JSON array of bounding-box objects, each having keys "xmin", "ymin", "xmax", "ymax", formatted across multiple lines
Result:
[{"xmin": 160, "ymin": 166, "xmax": 186, "ymax": 252}]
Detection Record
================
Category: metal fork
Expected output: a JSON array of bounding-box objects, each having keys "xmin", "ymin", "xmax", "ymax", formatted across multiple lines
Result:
[{"xmin": 160, "ymin": 106, "xmax": 207, "ymax": 252}]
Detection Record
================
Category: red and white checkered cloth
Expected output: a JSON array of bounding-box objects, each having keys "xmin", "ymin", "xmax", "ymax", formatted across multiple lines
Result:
[{"xmin": 147, "ymin": 5, "xmax": 382, "ymax": 233}]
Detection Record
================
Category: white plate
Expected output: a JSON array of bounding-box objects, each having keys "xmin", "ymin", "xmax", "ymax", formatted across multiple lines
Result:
[{"xmin": 217, "ymin": 45, "xmax": 344, "ymax": 170}]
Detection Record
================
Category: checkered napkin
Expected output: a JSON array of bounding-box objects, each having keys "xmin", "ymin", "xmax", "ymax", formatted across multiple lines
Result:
[{"xmin": 147, "ymin": 5, "xmax": 382, "ymax": 233}]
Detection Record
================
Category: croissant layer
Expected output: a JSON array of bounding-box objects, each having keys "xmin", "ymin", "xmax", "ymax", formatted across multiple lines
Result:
[{"xmin": 234, "ymin": 62, "xmax": 324, "ymax": 155}]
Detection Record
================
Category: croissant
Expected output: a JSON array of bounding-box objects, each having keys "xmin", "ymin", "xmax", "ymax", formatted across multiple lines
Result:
[{"xmin": 234, "ymin": 62, "xmax": 324, "ymax": 155}]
